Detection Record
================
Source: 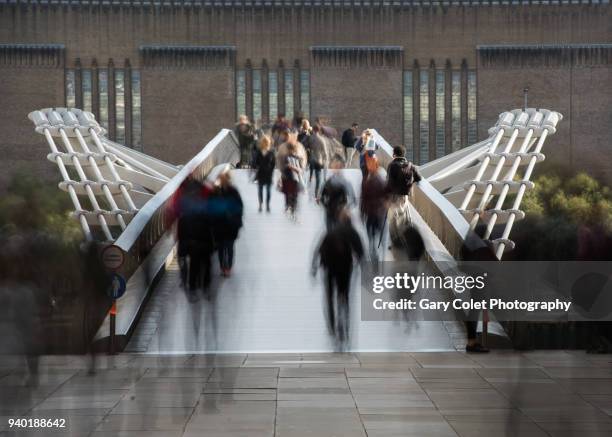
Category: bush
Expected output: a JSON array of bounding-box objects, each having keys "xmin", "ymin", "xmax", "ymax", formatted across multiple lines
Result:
[
  {"xmin": 0, "ymin": 171, "xmax": 81, "ymax": 243},
  {"xmin": 511, "ymin": 165, "xmax": 612, "ymax": 260}
]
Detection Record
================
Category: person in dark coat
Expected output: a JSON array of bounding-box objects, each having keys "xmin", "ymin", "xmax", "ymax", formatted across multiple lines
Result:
[
  {"xmin": 313, "ymin": 211, "xmax": 364, "ymax": 350},
  {"xmin": 320, "ymin": 155, "xmax": 356, "ymax": 230},
  {"xmin": 176, "ymin": 177, "xmax": 215, "ymax": 298},
  {"xmin": 211, "ymin": 171, "xmax": 244, "ymax": 277},
  {"xmin": 252, "ymin": 135, "xmax": 276, "ymax": 212},
  {"xmin": 360, "ymin": 155, "xmax": 387, "ymax": 259},
  {"xmin": 341, "ymin": 123, "xmax": 359, "ymax": 166}
]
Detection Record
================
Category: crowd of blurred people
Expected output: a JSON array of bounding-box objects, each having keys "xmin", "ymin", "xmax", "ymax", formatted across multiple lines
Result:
[{"xmin": 230, "ymin": 111, "xmax": 429, "ymax": 350}]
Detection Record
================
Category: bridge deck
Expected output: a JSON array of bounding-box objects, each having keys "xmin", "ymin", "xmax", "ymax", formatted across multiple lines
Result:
[{"xmin": 127, "ymin": 170, "xmax": 463, "ymax": 353}]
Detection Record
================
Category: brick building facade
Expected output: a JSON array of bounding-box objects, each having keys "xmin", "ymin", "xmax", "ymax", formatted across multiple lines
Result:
[{"xmin": 0, "ymin": 1, "xmax": 610, "ymax": 188}]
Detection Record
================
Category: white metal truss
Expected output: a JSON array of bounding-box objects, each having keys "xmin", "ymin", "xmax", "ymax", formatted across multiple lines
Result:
[
  {"xmin": 419, "ymin": 108, "xmax": 563, "ymax": 259},
  {"xmin": 28, "ymin": 107, "xmax": 179, "ymax": 242}
]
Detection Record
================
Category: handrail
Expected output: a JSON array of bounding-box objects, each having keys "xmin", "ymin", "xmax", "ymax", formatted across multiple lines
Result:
[
  {"xmin": 371, "ymin": 129, "xmax": 485, "ymax": 258},
  {"xmin": 114, "ymin": 128, "xmax": 239, "ymax": 278}
]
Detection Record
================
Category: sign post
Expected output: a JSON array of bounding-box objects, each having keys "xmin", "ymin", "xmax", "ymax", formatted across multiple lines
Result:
[
  {"xmin": 106, "ymin": 272, "xmax": 126, "ymax": 355},
  {"xmin": 102, "ymin": 245, "xmax": 126, "ymax": 355}
]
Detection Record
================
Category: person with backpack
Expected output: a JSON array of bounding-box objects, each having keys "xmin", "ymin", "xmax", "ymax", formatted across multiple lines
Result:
[
  {"xmin": 320, "ymin": 154, "xmax": 356, "ymax": 230},
  {"xmin": 386, "ymin": 145, "xmax": 422, "ymax": 248},
  {"xmin": 386, "ymin": 145, "xmax": 421, "ymax": 196},
  {"xmin": 252, "ymin": 135, "xmax": 276, "ymax": 212}
]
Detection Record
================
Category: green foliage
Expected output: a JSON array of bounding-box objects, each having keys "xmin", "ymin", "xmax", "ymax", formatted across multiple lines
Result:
[
  {"xmin": 0, "ymin": 171, "xmax": 81, "ymax": 243},
  {"xmin": 511, "ymin": 165, "xmax": 612, "ymax": 260},
  {"xmin": 520, "ymin": 170, "xmax": 612, "ymax": 232}
]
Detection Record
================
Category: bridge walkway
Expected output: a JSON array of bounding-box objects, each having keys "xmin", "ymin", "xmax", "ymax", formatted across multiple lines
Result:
[{"xmin": 126, "ymin": 169, "xmax": 465, "ymax": 353}]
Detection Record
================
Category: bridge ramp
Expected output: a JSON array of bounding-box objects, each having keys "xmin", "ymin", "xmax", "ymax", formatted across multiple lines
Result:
[{"xmin": 127, "ymin": 170, "xmax": 462, "ymax": 353}]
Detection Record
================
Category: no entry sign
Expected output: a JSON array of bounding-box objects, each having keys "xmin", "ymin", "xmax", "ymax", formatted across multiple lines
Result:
[{"xmin": 101, "ymin": 245, "xmax": 125, "ymax": 271}]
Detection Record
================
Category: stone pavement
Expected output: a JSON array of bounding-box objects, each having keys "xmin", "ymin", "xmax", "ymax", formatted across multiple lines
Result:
[{"xmin": 1, "ymin": 351, "xmax": 612, "ymax": 436}]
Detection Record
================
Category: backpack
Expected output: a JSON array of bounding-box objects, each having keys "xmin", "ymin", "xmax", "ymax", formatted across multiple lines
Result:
[{"xmin": 396, "ymin": 158, "xmax": 421, "ymax": 193}]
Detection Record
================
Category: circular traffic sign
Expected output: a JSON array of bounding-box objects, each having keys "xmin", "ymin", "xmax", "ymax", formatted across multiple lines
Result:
[{"xmin": 101, "ymin": 245, "xmax": 125, "ymax": 270}]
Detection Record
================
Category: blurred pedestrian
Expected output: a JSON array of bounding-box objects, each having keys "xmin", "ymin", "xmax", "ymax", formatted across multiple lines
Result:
[
  {"xmin": 308, "ymin": 125, "xmax": 330, "ymax": 200},
  {"xmin": 386, "ymin": 145, "xmax": 421, "ymax": 248},
  {"xmin": 360, "ymin": 155, "xmax": 387, "ymax": 260},
  {"xmin": 293, "ymin": 111, "xmax": 305, "ymax": 131},
  {"xmin": 354, "ymin": 129, "xmax": 378, "ymax": 181},
  {"xmin": 272, "ymin": 113, "xmax": 290, "ymax": 143},
  {"xmin": 341, "ymin": 122, "xmax": 359, "ymax": 166},
  {"xmin": 298, "ymin": 119, "xmax": 313, "ymax": 147},
  {"xmin": 211, "ymin": 170, "xmax": 244, "ymax": 277},
  {"xmin": 320, "ymin": 154, "xmax": 356, "ymax": 229},
  {"xmin": 235, "ymin": 115, "xmax": 255, "ymax": 168},
  {"xmin": 280, "ymin": 141, "xmax": 305, "ymax": 220},
  {"xmin": 460, "ymin": 242, "xmax": 494, "ymax": 353},
  {"xmin": 312, "ymin": 211, "xmax": 364, "ymax": 350},
  {"xmin": 314, "ymin": 116, "xmax": 338, "ymax": 139},
  {"xmin": 252, "ymin": 135, "xmax": 276, "ymax": 212},
  {"xmin": 277, "ymin": 131, "xmax": 308, "ymax": 175},
  {"xmin": 176, "ymin": 177, "xmax": 215, "ymax": 299}
]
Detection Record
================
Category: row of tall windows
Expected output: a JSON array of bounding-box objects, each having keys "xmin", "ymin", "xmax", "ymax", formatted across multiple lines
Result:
[
  {"xmin": 65, "ymin": 62, "xmax": 142, "ymax": 150},
  {"xmin": 403, "ymin": 68, "xmax": 477, "ymax": 164},
  {"xmin": 236, "ymin": 65, "xmax": 310, "ymax": 125}
]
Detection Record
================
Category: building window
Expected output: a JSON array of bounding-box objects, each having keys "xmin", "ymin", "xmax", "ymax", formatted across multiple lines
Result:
[
  {"xmin": 98, "ymin": 69, "xmax": 109, "ymax": 130},
  {"xmin": 252, "ymin": 69, "xmax": 262, "ymax": 124},
  {"xmin": 467, "ymin": 70, "xmax": 478, "ymax": 145},
  {"xmin": 300, "ymin": 70, "xmax": 310, "ymax": 120},
  {"xmin": 132, "ymin": 70, "xmax": 142, "ymax": 151},
  {"xmin": 115, "ymin": 69, "xmax": 125, "ymax": 144},
  {"xmin": 65, "ymin": 69, "xmax": 76, "ymax": 108},
  {"xmin": 82, "ymin": 69, "xmax": 92, "ymax": 113},
  {"xmin": 403, "ymin": 71, "xmax": 413, "ymax": 161},
  {"xmin": 269, "ymin": 70, "xmax": 278, "ymax": 122},
  {"xmin": 435, "ymin": 70, "xmax": 445, "ymax": 159},
  {"xmin": 236, "ymin": 70, "xmax": 246, "ymax": 118},
  {"xmin": 451, "ymin": 71, "xmax": 461, "ymax": 151},
  {"xmin": 419, "ymin": 70, "xmax": 429, "ymax": 165},
  {"xmin": 284, "ymin": 70, "xmax": 294, "ymax": 121}
]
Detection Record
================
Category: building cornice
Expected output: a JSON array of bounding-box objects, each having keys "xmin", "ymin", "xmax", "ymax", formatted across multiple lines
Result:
[
  {"xmin": 478, "ymin": 43, "xmax": 612, "ymax": 68},
  {"xmin": 311, "ymin": 45, "xmax": 403, "ymax": 69},
  {"xmin": 140, "ymin": 45, "xmax": 236, "ymax": 69},
  {"xmin": 0, "ymin": 0, "xmax": 608, "ymax": 8},
  {"xmin": 0, "ymin": 43, "xmax": 65, "ymax": 68}
]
